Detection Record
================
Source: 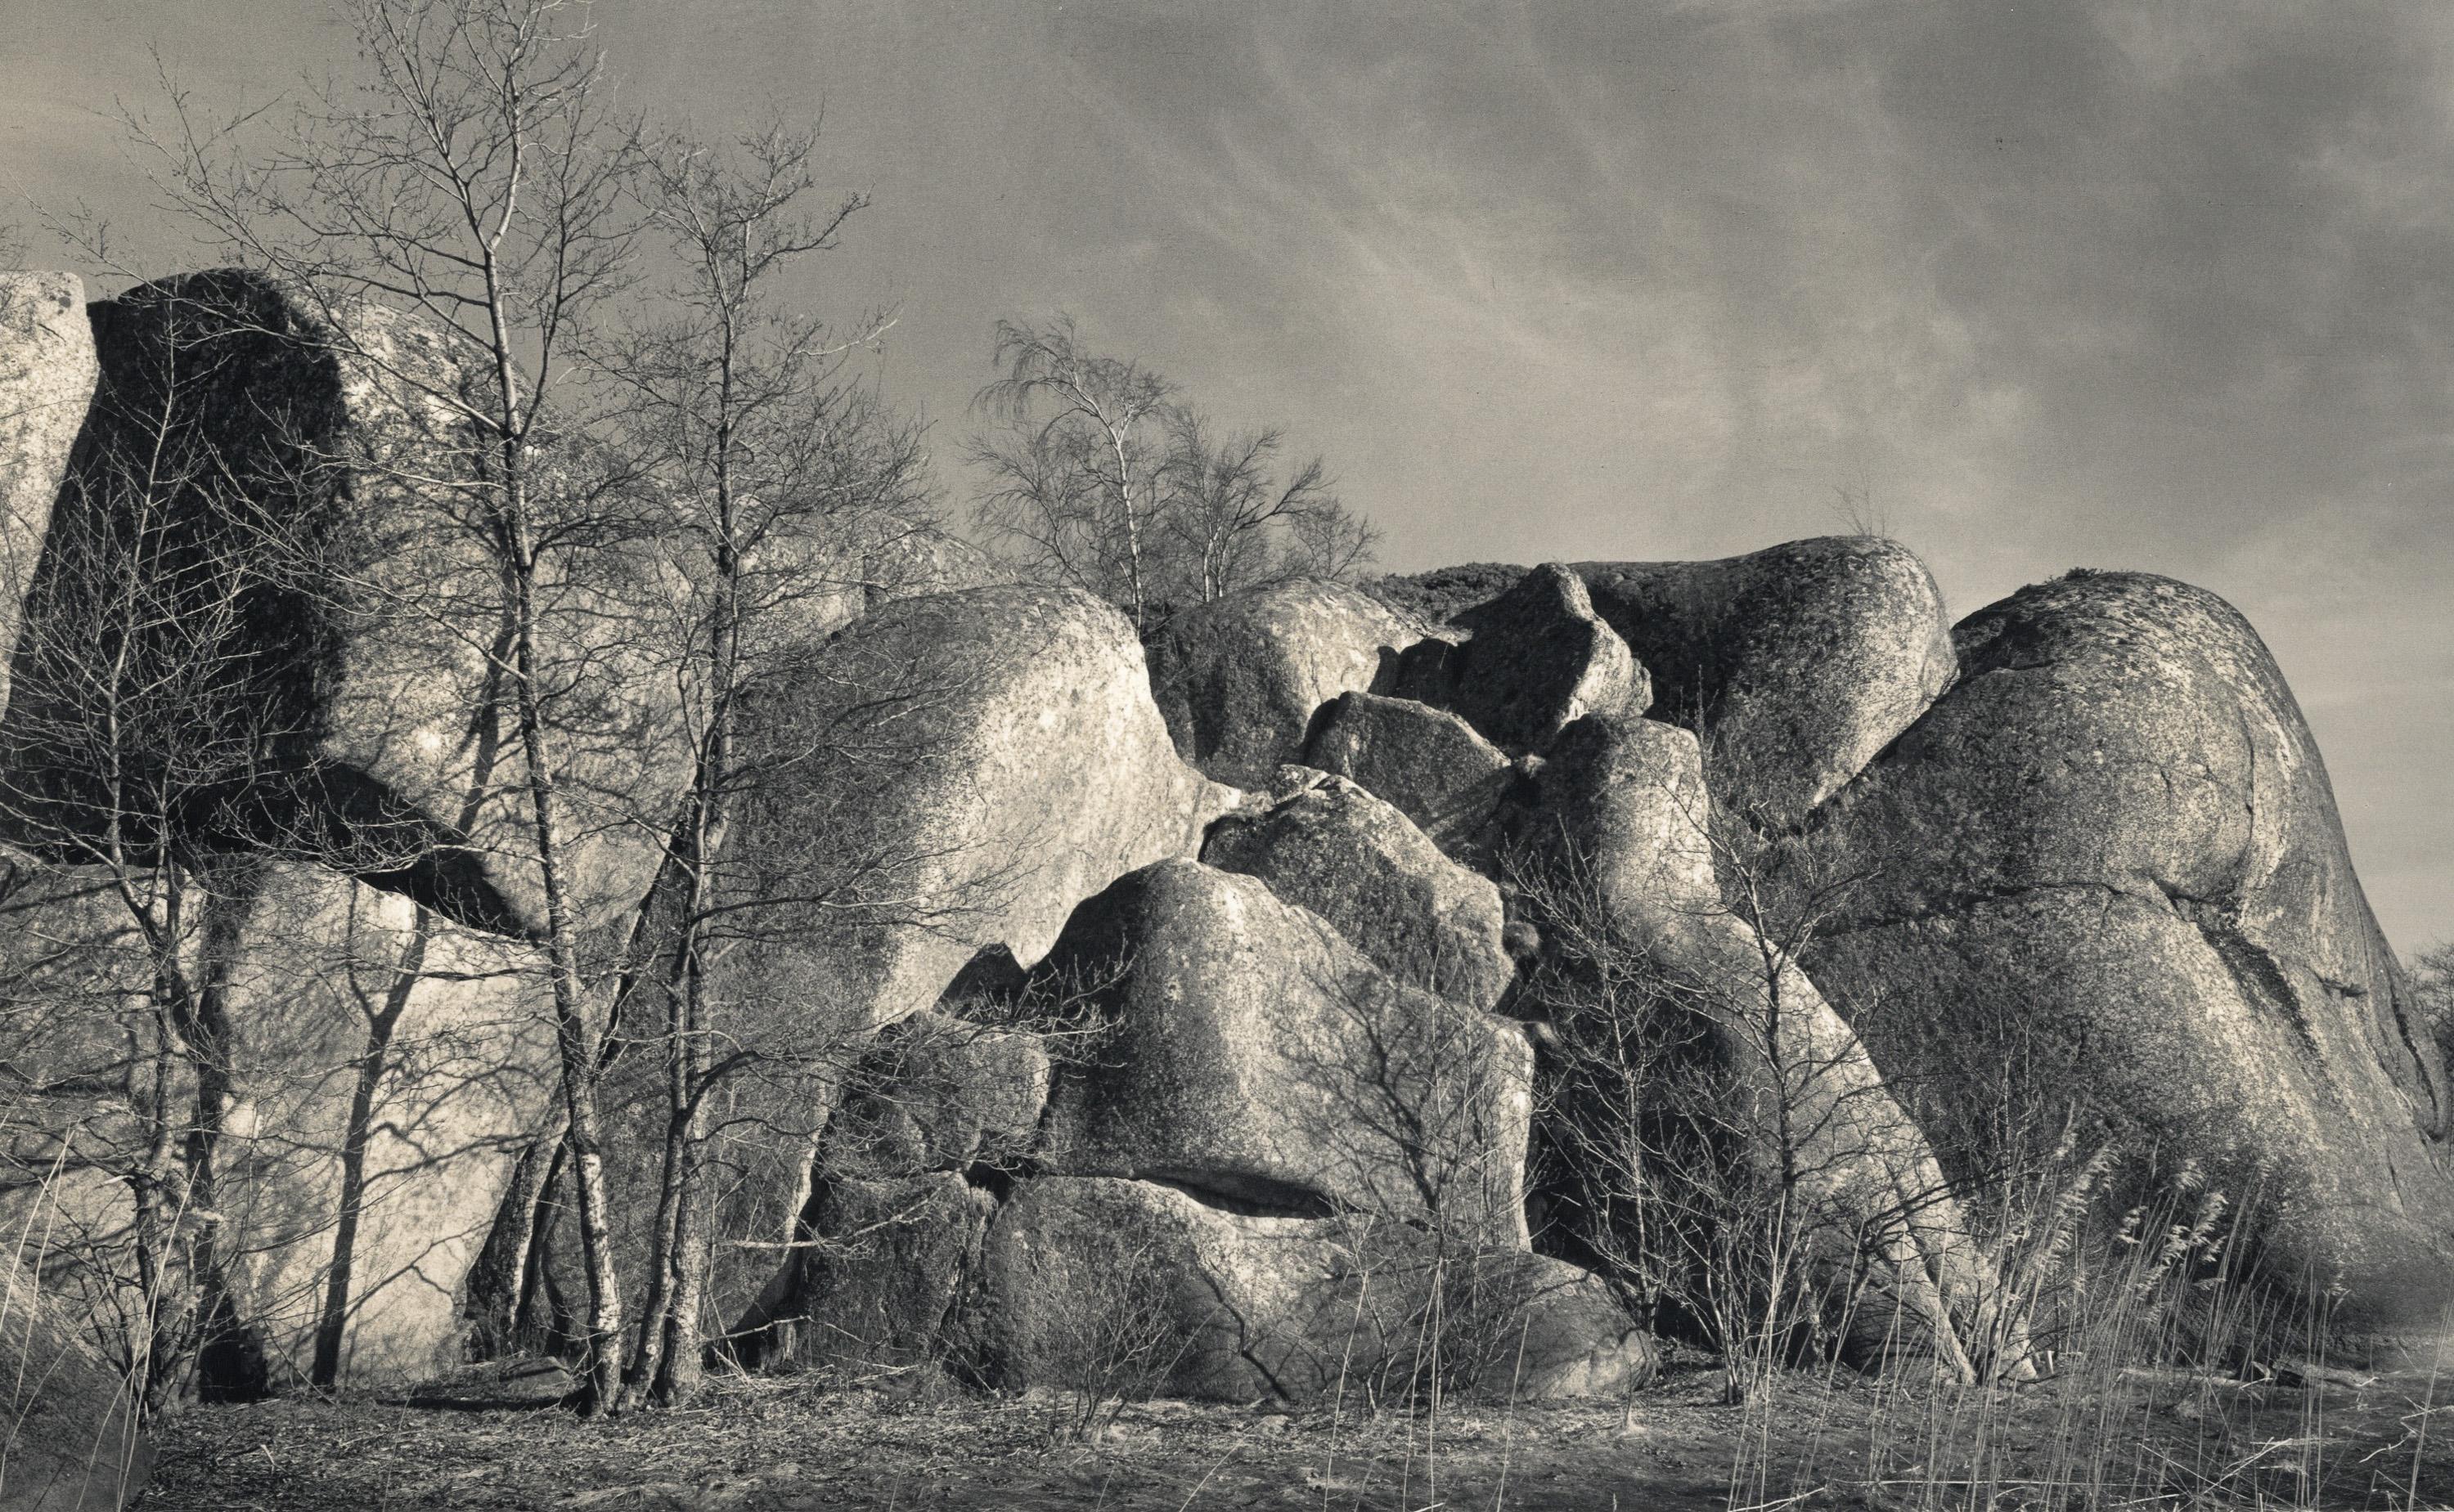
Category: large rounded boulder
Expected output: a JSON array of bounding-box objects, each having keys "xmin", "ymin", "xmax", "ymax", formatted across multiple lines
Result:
[
  {"xmin": 715, "ymin": 586, "xmax": 1236, "ymax": 1034},
  {"xmin": 1031, "ymin": 859, "xmax": 1533, "ymax": 1245},
  {"xmin": 1796, "ymin": 570, "xmax": 2454, "ymax": 1326},
  {"xmin": 0, "ymin": 272, "xmax": 96, "ymax": 725},
  {"xmin": 1569, "ymin": 538, "xmax": 1956, "ymax": 827}
]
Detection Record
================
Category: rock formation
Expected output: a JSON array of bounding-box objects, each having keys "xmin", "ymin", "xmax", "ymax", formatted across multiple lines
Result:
[
  {"xmin": 1796, "ymin": 570, "xmax": 2454, "ymax": 1326},
  {"xmin": 980, "ymin": 1176, "xmax": 1650, "ymax": 1404},
  {"xmin": 1033, "ymin": 859, "xmax": 1534, "ymax": 1246},
  {"xmin": 715, "ymin": 585, "xmax": 1238, "ymax": 1034},
  {"xmin": 1391, "ymin": 561, "xmax": 1648, "ymax": 754},
  {"xmin": 1572, "ymin": 538, "xmax": 1957, "ymax": 827},
  {"xmin": 0, "ymin": 269, "xmax": 681, "ymax": 931},
  {"xmin": 1301, "ymin": 692, "xmax": 1519, "ymax": 862},
  {"xmin": 1145, "ymin": 580, "xmax": 1425, "ymax": 787},
  {"xmin": 1201, "ymin": 770, "xmax": 1515, "ymax": 1012},
  {"xmin": 1, "ymin": 267, "xmax": 2442, "ymax": 1433}
]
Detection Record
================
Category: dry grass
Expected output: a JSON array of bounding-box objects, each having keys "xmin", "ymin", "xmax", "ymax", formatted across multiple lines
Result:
[{"xmin": 131, "ymin": 1347, "xmax": 2454, "ymax": 1512}]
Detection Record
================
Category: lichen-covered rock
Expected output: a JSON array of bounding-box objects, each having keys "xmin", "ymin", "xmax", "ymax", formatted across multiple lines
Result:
[
  {"xmin": 1202, "ymin": 771, "xmax": 1514, "ymax": 1012},
  {"xmin": 1516, "ymin": 711, "xmax": 2009, "ymax": 1375},
  {"xmin": 718, "ymin": 586, "xmax": 1237, "ymax": 1034},
  {"xmin": 0, "ymin": 857, "xmax": 555, "ymax": 1389},
  {"xmin": 1, "ymin": 269, "xmax": 685, "ymax": 931},
  {"xmin": 1145, "ymin": 581, "xmax": 1425, "ymax": 787},
  {"xmin": 981, "ymin": 1177, "xmax": 1648, "ymax": 1403},
  {"xmin": 822, "ymin": 1011, "xmax": 1051, "ymax": 1180},
  {"xmin": 1302, "ymin": 692, "xmax": 1517, "ymax": 863},
  {"xmin": 0, "ymin": 273, "xmax": 95, "ymax": 725},
  {"xmin": 729, "ymin": 1173, "xmax": 995, "ymax": 1373},
  {"xmin": 0, "ymin": 1263, "xmax": 148, "ymax": 1512},
  {"xmin": 1393, "ymin": 563, "xmax": 1647, "ymax": 753},
  {"xmin": 1034, "ymin": 860, "xmax": 1532, "ymax": 1244},
  {"xmin": 1553, "ymin": 539, "xmax": 1955, "ymax": 827},
  {"xmin": 1796, "ymin": 571, "xmax": 2454, "ymax": 1326}
]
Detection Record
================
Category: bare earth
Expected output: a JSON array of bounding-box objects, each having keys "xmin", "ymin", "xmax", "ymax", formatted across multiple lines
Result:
[{"xmin": 135, "ymin": 1361, "xmax": 2454, "ymax": 1511}]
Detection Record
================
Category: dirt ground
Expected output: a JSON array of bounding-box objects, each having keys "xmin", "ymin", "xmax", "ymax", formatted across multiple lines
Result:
[{"xmin": 134, "ymin": 1357, "xmax": 2454, "ymax": 1512}]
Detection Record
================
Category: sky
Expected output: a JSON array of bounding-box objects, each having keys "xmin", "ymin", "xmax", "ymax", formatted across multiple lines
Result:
[{"xmin": 3, "ymin": 0, "xmax": 2448, "ymax": 948}]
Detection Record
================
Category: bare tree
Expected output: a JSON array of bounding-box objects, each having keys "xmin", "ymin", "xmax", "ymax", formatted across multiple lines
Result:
[
  {"xmin": 144, "ymin": 0, "xmax": 650, "ymax": 1411},
  {"xmin": 968, "ymin": 317, "xmax": 1175, "ymax": 632},
  {"xmin": 587, "ymin": 116, "xmax": 934, "ymax": 1408},
  {"xmin": 968, "ymin": 316, "xmax": 1375, "ymax": 631}
]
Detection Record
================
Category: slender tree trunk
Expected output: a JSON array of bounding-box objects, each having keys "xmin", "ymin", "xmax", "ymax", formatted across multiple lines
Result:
[
  {"xmin": 496, "ymin": 449, "xmax": 625, "ymax": 1413},
  {"xmin": 310, "ymin": 911, "xmax": 433, "ymax": 1387}
]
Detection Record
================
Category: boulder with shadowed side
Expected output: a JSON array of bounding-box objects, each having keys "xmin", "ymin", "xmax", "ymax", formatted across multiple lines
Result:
[
  {"xmin": 1566, "ymin": 538, "xmax": 1956, "ymax": 828},
  {"xmin": 1794, "ymin": 570, "xmax": 2454, "ymax": 1328},
  {"xmin": 0, "ymin": 273, "xmax": 96, "ymax": 725},
  {"xmin": 1302, "ymin": 692, "xmax": 1519, "ymax": 864},
  {"xmin": 1144, "ymin": 581, "xmax": 1427, "ymax": 787},
  {"xmin": 0, "ymin": 268, "xmax": 685, "ymax": 932},
  {"xmin": 1391, "ymin": 562, "xmax": 1647, "ymax": 754},
  {"xmin": 1202, "ymin": 770, "xmax": 1515, "ymax": 1012},
  {"xmin": 1032, "ymin": 859, "xmax": 1533, "ymax": 1247}
]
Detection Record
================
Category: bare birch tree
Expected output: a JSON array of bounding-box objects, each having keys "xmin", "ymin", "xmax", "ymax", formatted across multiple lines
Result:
[{"xmin": 143, "ymin": 0, "xmax": 649, "ymax": 1411}]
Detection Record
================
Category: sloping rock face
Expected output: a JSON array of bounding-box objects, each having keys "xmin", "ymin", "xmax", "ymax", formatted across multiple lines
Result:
[
  {"xmin": 1569, "ymin": 538, "xmax": 1955, "ymax": 826},
  {"xmin": 981, "ymin": 1177, "xmax": 1651, "ymax": 1403},
  {"xmin": 1393, "ymin": 563, "xmax": 1647, "ymax": 754},
  {"xmin": 1, "ymin": 1263, "xmax": 149, "ymax": 1512},
  {"xmin": 0, "ymin": 268, "xmax": 684, "ymax": 931},
  {"xmin": 1797, "ymin": 571, "xmax": 2454, "ymax": 1326},
  {"xmin": 0, "ymin": 856, "xmax": 554, "ymax": 1390},
  {"xmin": 1034, "ymin": 860, "xmax": 1533, "ymax": 1245},
  {"xmin": 1514, "ymin": 711, "xmax": 2007, "ymax": 1375},
  {"xmin": 0, "ymin": 273, "xmax": 96, "ymax": 725},
  {"xmin": 1145, "ymin": 581, "xmax": 1425, "ymax": 787},
  {"xmin": 1302, "ymin": 692, "xmax": 1518, "ymax": 862},
  {"xmin": 1202, "ymin": 771, "xmax": 1515, "ymax": 1012},
  {"xmin": 717, "ymin": 586, "xmax": 1237, "ymax": 1034}
]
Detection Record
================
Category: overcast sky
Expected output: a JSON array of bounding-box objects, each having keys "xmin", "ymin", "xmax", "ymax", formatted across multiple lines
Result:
[{"xmin": 5, "ymin": 0, "xmax": 2448, "ymax": 948}]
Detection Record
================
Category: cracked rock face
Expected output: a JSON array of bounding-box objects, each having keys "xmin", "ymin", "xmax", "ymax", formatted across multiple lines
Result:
[
  {"xmin": 1796, "ymin": 570, "xmax": 2454, "ymax": 1325},
  {"xmin": 1201, "ymin": 770, "xmax": 1516, "ymax": 1012}
]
